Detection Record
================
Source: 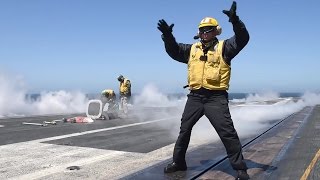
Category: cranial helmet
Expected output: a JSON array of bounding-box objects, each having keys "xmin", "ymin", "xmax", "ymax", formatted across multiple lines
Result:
[
  {"xmin": 198, "ymin": 17, "xmax": 222, "ymax": 35},
  {"xmin": 117, "ymin": 75, "xmax": 124, "ymax": 82}
]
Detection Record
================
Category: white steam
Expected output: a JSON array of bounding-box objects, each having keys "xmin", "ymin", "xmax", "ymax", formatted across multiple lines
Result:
[
  {"xmin": 31, "ymin": 91, "xmax": 89, "ymax": 115},
  {"xmin": 133, "ymin": 84, "xmax": 186, "ymax": 107},
  {"xmin": 0, "ymin": 73, "xmax": 89, "ymax": 117},
  {"xmin": 0, "ymin": 73, "xmax": 28, "ymax": 117},
  {"xmin": 1, "ymin": 73, "xmax": 320, "ymax": 145},
  {"xmin": 132, "ymin": 86, "xmax": 320, "ymax": 143}
]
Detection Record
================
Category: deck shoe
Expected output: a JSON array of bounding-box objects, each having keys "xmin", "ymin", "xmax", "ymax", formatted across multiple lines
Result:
[
  {"xmin": 164, "ymin": 162, "xmax": 187, "ymax": 173},
  {"xmin": 235, "ymin": 170, "xmax": 250, "ymax": 180}
]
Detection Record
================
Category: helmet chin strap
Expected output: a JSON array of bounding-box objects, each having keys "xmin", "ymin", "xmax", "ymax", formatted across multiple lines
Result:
[
  {"xmin": 201, "ymin": 38, "xmax": 218, "ymax": 49},
  {"xmin": 200, "ymin": 39, "xmax": 210, "ymax": 44},
  {"xmin": 193, "ymin": 33, "xmax": 218, "ymax": 54},
  {"xmin": 200, "ymin": 38, "xmax": 218, "ymax": 59}
]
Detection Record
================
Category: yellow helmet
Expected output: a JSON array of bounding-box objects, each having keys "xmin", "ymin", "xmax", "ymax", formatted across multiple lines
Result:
[{"xmin": 198, "ymin": 17, "xmax": 219, "ymax": 28}]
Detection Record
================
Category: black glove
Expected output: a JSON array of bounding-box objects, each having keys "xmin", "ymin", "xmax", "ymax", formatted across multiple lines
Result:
[
  {"xmin": 157, "ymin": 19, "xmax": 174, "ymax": 37},
  {"xmin": 222, "ymin": 1, "xmax": 239, "ymax": 23}
]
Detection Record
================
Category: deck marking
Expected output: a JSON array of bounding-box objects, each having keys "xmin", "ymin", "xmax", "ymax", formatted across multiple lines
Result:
[
  {"xmin": 300, "ymin": 148, "xmax": 320, "ymax": 180},
  {"xmin": 27, "ymin": 116, "xmax": 180, "ymax": 143}
]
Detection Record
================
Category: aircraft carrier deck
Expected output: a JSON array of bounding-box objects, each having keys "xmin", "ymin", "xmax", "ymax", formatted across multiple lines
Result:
[{"xmin": 0, "ymin": 105, "xmax": 319, "ymax": 180}]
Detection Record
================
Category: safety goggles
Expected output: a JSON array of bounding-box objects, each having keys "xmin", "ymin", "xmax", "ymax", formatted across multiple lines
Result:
[{"xmin": 199, "ymin": 26, "xmax": 215, "ymax": 34}]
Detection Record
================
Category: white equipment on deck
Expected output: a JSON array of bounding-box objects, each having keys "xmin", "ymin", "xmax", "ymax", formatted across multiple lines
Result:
[{"xmin": 86, "ymin": 99, "xmax": 108, "ymax": 120}]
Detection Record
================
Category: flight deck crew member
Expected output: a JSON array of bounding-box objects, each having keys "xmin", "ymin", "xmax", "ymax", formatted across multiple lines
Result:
[
  {"xmin": 157, "ymin": 2, "xmax": 250, "ymax": 180},
  {"xmin": 117, "ymin": 75, "xmax": 132, "ymax": 103},
  {"xmin": 101, "ymin": 89, "xmax": 117, "ymax": 111}
]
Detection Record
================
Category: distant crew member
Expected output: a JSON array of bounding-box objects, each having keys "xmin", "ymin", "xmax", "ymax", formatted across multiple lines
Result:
[
  {"xmin": 101, "ymin": 89, "xmax": 117, "ymax": 111},
  {"xmin": 117, "ymin": 75, "xmax": 131, "ymax": 103}
]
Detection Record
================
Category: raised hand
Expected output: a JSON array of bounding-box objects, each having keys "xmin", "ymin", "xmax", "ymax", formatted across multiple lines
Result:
[
  {"xmin": 222, "ymin": 1, "xmax": 239, "ymax": 23},
  {"xmin": 157, "ymin": 19, "xmax": 174, "ymax": 36}
]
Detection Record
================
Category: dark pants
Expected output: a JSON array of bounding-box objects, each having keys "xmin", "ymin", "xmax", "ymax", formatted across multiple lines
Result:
[{"xmin": 173, "ymin": 90, "xmax": 247, "ymax": 170}]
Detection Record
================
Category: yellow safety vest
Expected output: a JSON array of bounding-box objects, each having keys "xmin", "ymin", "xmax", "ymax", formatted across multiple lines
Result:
[
  {"xmin": 188, "ymin": 40, "xmax": 231, "ymax": 90},
  {"xmin": 120, "ymin": 78, "xmax": 131, "ymax": 95}
]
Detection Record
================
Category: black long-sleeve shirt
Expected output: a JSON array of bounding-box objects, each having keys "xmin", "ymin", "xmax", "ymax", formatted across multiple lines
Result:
[{"xmin": 162, "ymin": 19, "xmax": 249, "ymax": 65}]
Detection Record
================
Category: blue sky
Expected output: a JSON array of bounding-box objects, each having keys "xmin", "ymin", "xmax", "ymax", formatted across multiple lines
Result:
[{"xmin": 0, "ymin": 0, "xmax": 319, "ymax": 94}]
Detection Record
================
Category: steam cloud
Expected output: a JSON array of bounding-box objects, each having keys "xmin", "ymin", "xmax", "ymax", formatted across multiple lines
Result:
[{"xmin": 1, "ymin": 73, "xmax": 319, "ymax": 142}]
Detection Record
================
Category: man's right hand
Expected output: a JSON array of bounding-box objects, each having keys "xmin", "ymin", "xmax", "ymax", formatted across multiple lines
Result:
[{"xmin": 157, "ymin": 19, "xmax": 174, "ymax": 36}]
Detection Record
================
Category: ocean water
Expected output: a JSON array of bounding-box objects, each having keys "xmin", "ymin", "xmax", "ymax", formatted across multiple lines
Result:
[{"xmin": 26, "ymin": 92, "xmax": 303, "ymax": 102}]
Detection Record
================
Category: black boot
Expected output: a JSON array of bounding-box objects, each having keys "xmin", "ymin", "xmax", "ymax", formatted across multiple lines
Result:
[
  {"xmin": 235, "ymin": 170, "xmax": 249, "ymax": 180},
  {"xmin": 164, "ymin": 162, "xmax": 187, "ymax": 173}
]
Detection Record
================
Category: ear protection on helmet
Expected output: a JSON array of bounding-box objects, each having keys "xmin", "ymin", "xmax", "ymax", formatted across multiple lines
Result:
[{"xmin": 215, "ymin": 25, "xmax": 222, "ymax": 35}]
